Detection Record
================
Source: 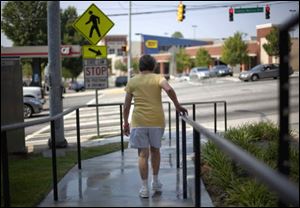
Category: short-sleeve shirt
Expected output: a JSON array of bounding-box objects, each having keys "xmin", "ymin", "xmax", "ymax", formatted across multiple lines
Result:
[{"xmin": 125, "ymin": 73, "xmax": 166, "ymax": 128}]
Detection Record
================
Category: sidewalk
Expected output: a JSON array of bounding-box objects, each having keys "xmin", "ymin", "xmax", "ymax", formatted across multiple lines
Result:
[{"xmin": 38, "ymin": 131, "xmax": 214, "ymax": 207}]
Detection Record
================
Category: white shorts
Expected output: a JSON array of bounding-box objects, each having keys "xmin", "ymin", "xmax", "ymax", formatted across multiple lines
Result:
[{"xmin": 129, "ymin": 127, "xmax": 165, "ymax": 149}]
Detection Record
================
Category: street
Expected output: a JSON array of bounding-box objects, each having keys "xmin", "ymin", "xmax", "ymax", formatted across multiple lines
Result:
[{"xmin": 25, "ymin": 75, "xmax": 299, "ymax": 150}]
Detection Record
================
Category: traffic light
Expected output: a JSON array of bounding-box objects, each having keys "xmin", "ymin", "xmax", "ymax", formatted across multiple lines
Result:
[
  {"xmin": 121, "ymin": 45, "xmax": 127, "ymax": 52},
  {"xmin": 177, "ymin": 3, "xmax": 186, "ymax": 22},
  {"xmin": 229, "ymin": 7, "xmax": 234, "ymax": 22},
  {"xmin": 265, "ymin": 4, "xmax": 270, "ymax": 19}
]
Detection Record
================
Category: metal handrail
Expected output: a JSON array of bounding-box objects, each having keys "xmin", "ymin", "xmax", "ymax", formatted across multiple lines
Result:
[
  {"xmin": 1, "ymin": 101, "xmax": 173, "ymax": 207},
  {"xmin": 179, "ymin": 115, "xmax": 299, "ymax": 207}
]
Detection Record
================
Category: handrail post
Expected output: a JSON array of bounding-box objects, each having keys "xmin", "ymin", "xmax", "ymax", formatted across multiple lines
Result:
[
  {"xmin": 76, "ymin": 109, "xmax": 81, "ymax": 169},
  {"xmin": 50, "ymin": 120, "xmax": 58, "ymax": 201},
  {"xmin": 120, "ymin": 105, "xmax": 124, "ymax": 154},
  {"xmin": 193, "ymin": 104, "xmax": 196, "ymax": 153},
  {"xmin": 168, "ymin": 102, "xmax": 171, "ymax": 142},
  {"xmin": 1, "ymin": 131, "xmax": 11, "ymax": 207},
  {"xmin": 181, "ymin": 118, "xmax": 187, "ymax": 199},
  {"xmin": 214, "ymin": 102, "xmax": 217, "ymax": 133},
  {"xmin": 224, "ymin": 102, "xmax": 227, "ymax": 132},
  {"xmin": 193, "ymin": 128, "xmax": 201, "ymax": 207},
  {"xmin": 176, "ymin": 111, "xmax": 180, "ymax": 169}
]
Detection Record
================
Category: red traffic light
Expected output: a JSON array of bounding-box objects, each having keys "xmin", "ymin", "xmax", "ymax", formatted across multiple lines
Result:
[
  {"xmin": 265, "ymin": 4, "xmax": 270, "ymax": 19},
  {"xmin": 229, "ymin": 7, "xmax": 234, "ymax": 21}
]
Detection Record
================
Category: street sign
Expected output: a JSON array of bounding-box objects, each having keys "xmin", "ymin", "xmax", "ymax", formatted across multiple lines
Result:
[
  {"xmin": 82, "ymin": 45, "xmax": 107, "ymax": 59},
  {"xmin": 73, "ymin": 4, "xmax": 115, "ymax": 45},
  {"xmin": 83, "ymin": 59, "xmax": 108, "ymax": 89},
  {"xmin": 235, "ymin": 7, "xmax": 263, "ymax": 14}
]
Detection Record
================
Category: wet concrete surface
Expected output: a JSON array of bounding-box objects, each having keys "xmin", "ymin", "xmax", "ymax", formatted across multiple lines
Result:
[{"xmin": 39, "ymin": 132, "xmax": 213, "ymax": 207}]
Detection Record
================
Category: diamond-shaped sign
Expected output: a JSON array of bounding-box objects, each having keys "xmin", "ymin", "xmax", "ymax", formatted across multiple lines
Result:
[{"xmin": 73, "ymin": 4, "xmax": 114, "ymax": 45}]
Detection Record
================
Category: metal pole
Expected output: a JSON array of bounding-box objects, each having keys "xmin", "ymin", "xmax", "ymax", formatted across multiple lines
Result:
[
  {"xmin": 214, "ymin": 103, "xmax": 217, "ymax": 133},
  {"xmin": 120, "ymin": 105, "xmax": 124, "ymax": 154},
  {"xmin": 76, "ymin": 109, "xmax": 81, "ymax": 169},
  {"xmin": 194, "ymin": 129, "xmax": 201, "ymax": 207},
  {"xmin": 47, "ymin": 1, "xmax": 67, "ymax": 148},
  {"xmin": 1, "ymin": 131, "xmax": 10, "ymax": 207},
  {"xmin": 224, "ymin": 102, "xmax": 227, "ymax": 132},
  {"xmin": 182, "ymin": 119, "xmax": 187, "ymax": 199},
  {"xmin": 127, "ymin": 1, "xmax": 132, "ymax": 80},
  {"xmin": 168, "ymin": 102, "xmax": 171, "ymax": 141},
  {"xmin": 50, "ymin": 120, "xmax": 58, "ymax": 201},
  {"xmin": 176, "ymin": 111, "xmax": 180, "ymax": 168},
  {"xmin": 96, "ymin": 90, "xmax": 100, "ymax": 137}
]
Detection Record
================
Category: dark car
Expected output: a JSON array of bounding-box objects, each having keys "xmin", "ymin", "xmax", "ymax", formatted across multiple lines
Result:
[
  {"xmin": 210, "ymin": 65, "xmax": 233, "ymax": 77},
  {"xmin": 23, "ymin": 96, "xmax": 43, "ymax": 118},
  {"xmin": 69, "ymin": 80, "xmax": 85, "ymax": 92},
  {"xmin": 239, "ymin": 64, "xmax": 290, "ymax": 81},
  {"xmin": 115, "ymin": 76, "xmax": 128, "ymax": 87}
]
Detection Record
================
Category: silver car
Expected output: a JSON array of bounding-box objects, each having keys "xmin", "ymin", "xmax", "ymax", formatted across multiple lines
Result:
[
  {"xmin": 189, "ymin": 67, "xmax": 210, "ymax": 80},
  {"xmin": 210, "ymin": 65, "xmax": 233, "ymax": 77},
  {"xmin": 23, "ymin": 97, "xmax": 43, "ymax": 118},
  {"xmin": 239, "ymin": 64, "xmax": 280, "ymax": 81}
]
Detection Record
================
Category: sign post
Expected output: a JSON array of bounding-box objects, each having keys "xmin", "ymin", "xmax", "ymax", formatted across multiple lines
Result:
[{"xmin": 73, "ymin": 3, "xmax": 114, "ymax": 137}]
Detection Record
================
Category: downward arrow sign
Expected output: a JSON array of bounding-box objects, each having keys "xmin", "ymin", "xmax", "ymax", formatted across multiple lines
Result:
[{"xmin": 88, "ymin": 48, "xmax": 102, "ymax": 56}]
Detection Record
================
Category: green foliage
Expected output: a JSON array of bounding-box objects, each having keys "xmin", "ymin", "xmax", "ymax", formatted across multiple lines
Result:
[
  {"xmin": 221, "ymin": 32, "xmax": 249, "ymax": 66},
  {"xmin": 176, "ymin": 48, "xmax": 191, "ymax": 73},
  {"xmin": 202, "ymin": 122, "xmax": 299, "ymax": 207},
  {"xmin": 171, "ymin": 31, "xmax": 184, "ymax": 38},
  {"xmin": 195, "ymin": 48, "xmax": 212, "ymax": 67},
  {"xmin": 263, "ymin": 27, "xmax": 292, "ymax": 57},
  {"xmin": 1, "ymin": 1, "xmax": 48, "ymax": 46},
  {"xmin": 115, "ymin": 60, "xmax": 127, "ymax": 72},
  {"xmin": 226, "ymin": 179, "xmax": 277, "ymax": 207},
  {"xmin": 61, "ymin": 6, "xmax": 88, "ymax": 79}
]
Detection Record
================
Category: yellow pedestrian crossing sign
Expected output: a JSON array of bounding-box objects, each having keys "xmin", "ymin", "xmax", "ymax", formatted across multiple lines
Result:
[
  {"xmin": 82, "ymin": 45, "xmax": 107, "ymax": 59},
  {"xmin": 73, "ymin": 4, "xmax": 114, "ymax": 45}
]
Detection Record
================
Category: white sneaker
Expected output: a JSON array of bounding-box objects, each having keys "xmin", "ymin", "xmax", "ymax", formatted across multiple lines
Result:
[
  {"xmin": 139, "ymin": 186, "xmax": 149, "ymax": 198},
  {"xmin": 152, "ymin": 181, "xmax": 163, "ymax": 192}
]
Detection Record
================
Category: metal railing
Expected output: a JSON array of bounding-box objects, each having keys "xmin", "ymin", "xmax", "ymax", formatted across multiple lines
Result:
[
  {"xmin": 178, "ymin": 115, "xmax": 299, "ymax": 207},
  {"xmin": 1, "ymin": 101, "xmax": 173, "ymax": 207}
]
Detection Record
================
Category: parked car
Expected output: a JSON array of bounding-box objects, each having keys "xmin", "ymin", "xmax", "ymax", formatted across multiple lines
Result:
[
  {"xmin": 239, "ymin": 64, "xmax": 292, "ymax": 81},
  {"xmin": 23, "ymin": 96, "xmax": 43, "ymax": 118},
  {"xmin": 23, "ymin": 86, "xmax": 45, "ymax": 104},
  {"xmin": 189, "ymin": 67, "xmax": 210, "ymax": 80},
  {"xmin": 210, "ymin": 65, "xmax": 233, "ymax": 77},
  {"xmin": 175, "ymin": 73, "xmax": 190, "ymax": 82},
  {"xmin": 115, "ymin": 76, "xmax": 128, "ymax": 87},
  {"xmin": 69, "ymin": 80, "xmax": 85, "ymax": 92}
]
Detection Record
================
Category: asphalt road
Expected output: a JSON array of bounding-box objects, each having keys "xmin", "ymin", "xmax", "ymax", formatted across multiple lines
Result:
[{"xmin": 24, "ymin": 75, "xmax": 299, "ymax": 147}]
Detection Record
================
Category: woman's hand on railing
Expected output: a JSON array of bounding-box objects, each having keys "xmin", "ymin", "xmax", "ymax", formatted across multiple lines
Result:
[{"xmin": 176, "ymin": 105, "xmax": 188, "ymax": 116}]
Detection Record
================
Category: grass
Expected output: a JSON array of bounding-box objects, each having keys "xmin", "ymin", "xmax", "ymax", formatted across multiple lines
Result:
[
  {"xmin": 202, "ymin": 121, "xmax": 299, "ymax": 207},
  {"xmin": 1, "ymin": 142, "xmax": 128, "ymax": 207}
]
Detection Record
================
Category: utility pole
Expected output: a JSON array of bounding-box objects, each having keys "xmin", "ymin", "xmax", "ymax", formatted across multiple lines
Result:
[
  {"xmin": 47, "ymin": 1, "xmax": 67, "ymax": 148},
  {"xmin": 128, "ymin": 1, "xmax": 132, "ymax": 81}
]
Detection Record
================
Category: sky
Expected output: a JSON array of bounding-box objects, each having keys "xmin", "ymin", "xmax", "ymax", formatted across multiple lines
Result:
[{"xmin": 1, "ymin": 1, "xmax": 299, "ymax": 46}]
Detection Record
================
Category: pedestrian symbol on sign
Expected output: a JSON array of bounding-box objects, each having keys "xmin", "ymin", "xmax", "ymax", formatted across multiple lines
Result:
[
  {"xmin": 86, "ymin": 11, "xmax": 101, "ymax": 38},
  {"xmin": 72, "ymin": 3, "xmax": 115, "ymax": 45}
]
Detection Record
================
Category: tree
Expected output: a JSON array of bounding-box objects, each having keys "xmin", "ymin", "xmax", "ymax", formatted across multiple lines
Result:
[
  {"xmin": 221, "ymin": 32, "xmax": 249, "ymax": 66},
  {"xmin": 195, "ymin": 48, "xmax": 212, "ymax": 67},
  {"xmin": 176, "ymin": 48, "xmax": 191, "ymax": 73},
  {"xmin": 60, "ymin": 6, "xmax": 88, "ymax": 80},
  {"xmin": 115, "ymin": 60, "xmax": 127, "ymax": 72},
  {"xmin": 1, "ymin": 1, "xmax": 47, "ymax": 46},
  {"xmin": 172, "ymin": 31, "xmax": 184, "ymax": 39},
  {"xmin": 263, "ymin": 27, "xmax": 292, "ymax": 58}
]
